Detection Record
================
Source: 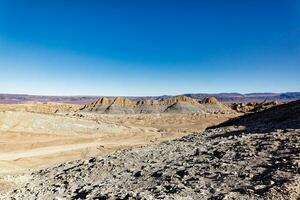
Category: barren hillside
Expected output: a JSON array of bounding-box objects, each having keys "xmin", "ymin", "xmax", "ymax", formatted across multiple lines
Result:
[{"xmin": 80, "ymin": 96, "xmax": 234, "ymax": 114}]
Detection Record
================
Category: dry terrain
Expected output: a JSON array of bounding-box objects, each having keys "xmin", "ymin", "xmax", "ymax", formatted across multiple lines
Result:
[
  {"xmin": 0, "ymin": 99, "xmax": 298, "ymax": 199},
  {"xmin": 0, "ymin": 96, "xmax": 238, "ymax": 197},
  {"xmin": 0, "ymin": 110, "xmax": 235, "ymax": 175},
  {"xmin": 1, "ymin": 96, "xmax": 297, "ymax": 199}
]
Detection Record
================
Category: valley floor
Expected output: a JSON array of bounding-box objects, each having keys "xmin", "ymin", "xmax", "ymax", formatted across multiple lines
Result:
[
  {"xmin": 0, "ymin": 109, "xmax": 237, "ymax": 197},
  {"xmin": 2, "ymin": 100, "xmax": 298, "ymax": 199}
]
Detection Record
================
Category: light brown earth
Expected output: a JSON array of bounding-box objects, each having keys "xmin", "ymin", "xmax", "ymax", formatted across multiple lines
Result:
[
  {"xmin": 2, "ymin": 100, "xmax": 299, "ymax": 199},
  {"xmin": 0, "ymin": 103, "xmax": 238, "ymax": 176}
]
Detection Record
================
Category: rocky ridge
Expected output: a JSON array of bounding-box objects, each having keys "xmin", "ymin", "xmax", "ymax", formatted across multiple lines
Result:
[
  {"xmin": 80, "ymin": 96, "xmax": 233, "ymax": 114},
  {"xmin": 230, "ymin": 101, "xmax": 281, "ymax": 113},
  {"xmin": 4, "ymin": 100, "xmax": 300, "ymax": 199}
]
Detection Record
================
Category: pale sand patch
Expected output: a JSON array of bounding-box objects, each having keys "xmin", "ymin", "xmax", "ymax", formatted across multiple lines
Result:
[{"xmin": 0, "ymin": 110, "xmax": 238, "ymax": 175}]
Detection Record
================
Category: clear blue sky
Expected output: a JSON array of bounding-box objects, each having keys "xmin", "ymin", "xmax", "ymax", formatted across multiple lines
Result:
[{"xmin": 0, "ymin": 0, "xmax": 299, "ymax": 96}]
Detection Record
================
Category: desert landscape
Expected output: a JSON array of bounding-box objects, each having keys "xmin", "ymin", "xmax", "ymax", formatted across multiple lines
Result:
[
  {"xmin": 1, "ymin": 1, "xmax": 299, "ymax": 199},
  {"xmin": 0, "ymin": 96, "xmax": 237, "ymax": 175},
  {"xmin": 0, "ymin": 96, "xmax": 300, "ymax": 199},
  {"xmin": 0, "ymin": 95, "xmax": 298, "ymax": 199}
]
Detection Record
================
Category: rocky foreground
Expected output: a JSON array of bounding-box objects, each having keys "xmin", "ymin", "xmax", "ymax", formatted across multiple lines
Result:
[{"xmin": 3, "ymin": 100, "xmax": 300, "ymax": 200}]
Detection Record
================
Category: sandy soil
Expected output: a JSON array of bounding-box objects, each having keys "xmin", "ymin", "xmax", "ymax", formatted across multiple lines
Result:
[{"xmin": 0, "ymin": 109, "xmax": 238, "ymax": 175}]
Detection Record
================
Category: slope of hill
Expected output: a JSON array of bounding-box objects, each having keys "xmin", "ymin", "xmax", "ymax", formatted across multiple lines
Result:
[
  {"xmin": 0, "ymin": 102, "xmax": 81, "ymax": 114},
  {"xmin": 80, "ymin": 96, "xmax": 234, "ymax": 114},
  {"xmin": 212, "ymin": 99, "xmax": 300, "ymax": 131},
  {"xmin": 5, "ymin": 100, "xmax": 300, "ymax": 199}
]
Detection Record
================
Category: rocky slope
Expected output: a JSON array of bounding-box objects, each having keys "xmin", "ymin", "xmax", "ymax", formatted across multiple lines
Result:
[
  {"xmin": 229, "ymin": 101, "xmax": 281, "ymax": 113},
  {"xmin": 4, "ymin": 100, "xmax": 300, "ymax": 199},
  {"xmin": 0, "ymin": 102, "xmax": 81, "ymax": 114},
  {"xmin": 80, "ymin": 96, "xmax": 234, "ymax": 114}
]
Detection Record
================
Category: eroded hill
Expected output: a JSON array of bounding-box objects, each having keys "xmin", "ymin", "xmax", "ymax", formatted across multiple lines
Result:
[{"xmin": 80, "ymin": 96, "xmax": 234, "ymax": 114}]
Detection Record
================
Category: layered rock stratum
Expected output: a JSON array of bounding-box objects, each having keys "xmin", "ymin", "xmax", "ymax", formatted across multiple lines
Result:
[
  {"xmin": 4, "ymin": 100, "xmax": 300, "ymax": 199},
  {"xmin": 80, "ymin": 96, "xmax": 234, "ymax": 114}
]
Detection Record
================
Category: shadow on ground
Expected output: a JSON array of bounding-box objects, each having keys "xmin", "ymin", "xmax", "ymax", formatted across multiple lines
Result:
[
  {"xmin": 208, "ymin": 99, "xmax": 300, "ymax": 136},
  {"xmin": 206, "ymin": 99, "xmax": 300, "ymax": 198}
]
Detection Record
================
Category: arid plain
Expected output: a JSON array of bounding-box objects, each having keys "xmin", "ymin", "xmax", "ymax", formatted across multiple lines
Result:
[
  {"xmin": 0, "ymin": 95, "xmax": 299, "ymax": 199},
  {"xmin": 0, "ymin": 96, "xmax": 237, "ymax": 176}
]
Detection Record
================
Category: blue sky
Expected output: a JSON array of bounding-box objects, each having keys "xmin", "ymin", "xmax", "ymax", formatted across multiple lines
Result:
[{"xmin": 0, "ymin": 0, "xmax": 299, "ymax": 96}]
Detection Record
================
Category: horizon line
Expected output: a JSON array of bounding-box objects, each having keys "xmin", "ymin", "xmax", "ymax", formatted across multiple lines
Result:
[{"xmin": 0, "ymin": 91, "xmax": 299, "ymax": 98}]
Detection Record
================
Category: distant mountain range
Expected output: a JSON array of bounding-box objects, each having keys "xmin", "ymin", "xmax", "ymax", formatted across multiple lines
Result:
[
  {"xmin": 184, "ymin": 92, "xmax": 300, "ymax": 103},
  {"xmin": 0, "ymin": 92, "xmax": 299, "ymax": 104}
]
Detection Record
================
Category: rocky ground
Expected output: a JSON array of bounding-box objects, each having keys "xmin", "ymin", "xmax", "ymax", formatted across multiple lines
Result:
[
  {"xmin": 0, "ymin": 109, "xmax": 234, "ymax": 175},
  {"xmin": 229, "ymin": 101, "xmax": 281, "ymax": 113},
  {"xmin": 1, "ymin": 100, "xmax": 299, "ymax": 200}
]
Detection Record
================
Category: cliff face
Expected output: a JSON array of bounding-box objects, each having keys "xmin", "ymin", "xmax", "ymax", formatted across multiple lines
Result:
[{"xmin": 80, "ymin": 96, "xmax": 234, "ymax": 114}]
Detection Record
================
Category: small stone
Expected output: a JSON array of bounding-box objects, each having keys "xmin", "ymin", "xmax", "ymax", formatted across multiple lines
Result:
[
  {"xmin": 176, "ymin": 167, "xmax": 188, "ymax": 178},
  {"xmin": 152, "ymin": 170, "xmax": 163, "ymax": 178},
  {"xmin": 193, "ymin": 148, "xmax": 200, "ymax": 156},
  {"xmin": 254, "ymin": 185, "xmax": 267, "ymax": 190},
  {"xmin": 133, "ymin": 170, "xmax": 142, "ymax": 177}
]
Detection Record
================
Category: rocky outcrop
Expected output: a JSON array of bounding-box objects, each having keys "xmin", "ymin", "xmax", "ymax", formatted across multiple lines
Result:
[
  {"xmin": 230, "ymin": 100, "xmax": 281, "ymax": 113},
  {"xmin": 160, "ymin": 96, "xmax": 200, "ymax": 106},
  {"xmin": 202, "ymin": 96, "xmax": 219, "ymax": 104},
  {"xmin": 164, "ymin": 102, "xmax": 205, "ymax": 114},
  {"xmin": 103, "ymin": 97, "xmax": 136, "ymax": 114},
  {"xmin": 216, "ymin": 99, "xmax": 300, "ymax": 131},
  {"xmin": 135, "ymin": 99, "xmax": 165, "ymax": 114},
  {"xmin": 80, "ymin": 96, "xmax": 234, "ymax": 114},
  {"xmin": 81, "ymin": 97, "xmax": 114, "ymax": 112},
  {"xmin": 110, "ymin": 97, "xmax": 136, "ymax": 107}
]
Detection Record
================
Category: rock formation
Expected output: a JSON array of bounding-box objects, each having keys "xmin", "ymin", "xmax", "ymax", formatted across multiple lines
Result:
[
  {"xmin": 202, "ymin": 96, "xmax": 219, "ymax": 104},
  {"xmin": 80, "ymin": 96, "xmax": 234, "ymax": 114},
  {"xmin": 230, "ymin": 100, "xmax": 281, "ymax": 113}
]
